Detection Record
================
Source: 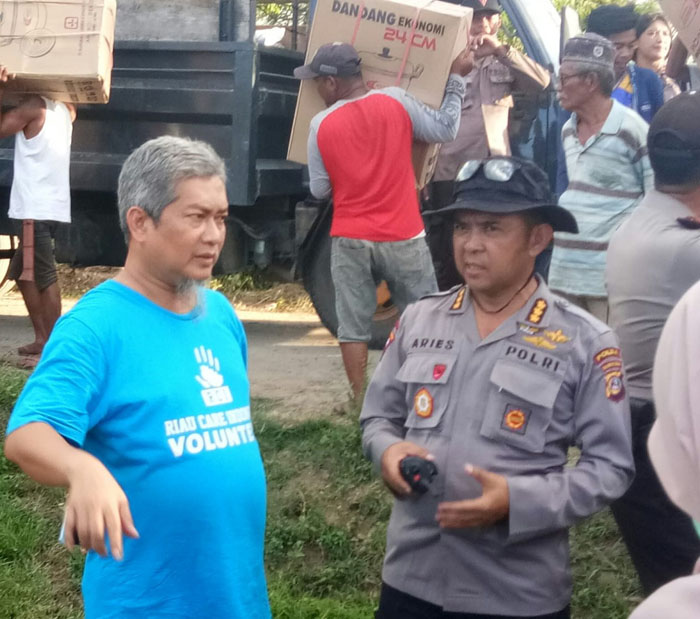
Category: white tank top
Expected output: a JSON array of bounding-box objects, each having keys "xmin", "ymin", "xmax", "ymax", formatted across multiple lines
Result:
[{"xmin": 8, "ymin": 97, "xmax": 73, "ymax": 223}]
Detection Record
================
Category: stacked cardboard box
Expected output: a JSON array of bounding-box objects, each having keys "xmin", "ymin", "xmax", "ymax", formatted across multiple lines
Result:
[
  {"xmin": 287, "ymin": 0, "xmax": 472, "ymax": 187},
  {"xmin": 0, "ymin": 0, "xmax": 116, "ymax": 103}
]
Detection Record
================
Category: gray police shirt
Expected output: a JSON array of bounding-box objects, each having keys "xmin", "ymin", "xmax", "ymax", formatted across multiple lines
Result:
[
  {"xmin": 361, "ymin": 279, "xmax": 633, "ymax": 616},
  {"xmin": 607, "ymin": 189, "xmax": 700, "ymax": 401}
]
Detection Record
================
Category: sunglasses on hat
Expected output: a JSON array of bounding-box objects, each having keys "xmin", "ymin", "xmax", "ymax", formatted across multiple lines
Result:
[{"xmin": 456, "ymin": 158, "xmax": 529, "ymax": 183}]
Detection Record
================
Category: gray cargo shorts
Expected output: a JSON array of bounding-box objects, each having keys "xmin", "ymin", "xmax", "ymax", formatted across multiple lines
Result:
[{"xmin": 330, "ymin": 236, "xmax": 437, "ymax": 343}]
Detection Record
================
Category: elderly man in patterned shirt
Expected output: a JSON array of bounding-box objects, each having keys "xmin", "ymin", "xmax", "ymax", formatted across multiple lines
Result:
[{"xmin": 549, "ymin": 33, "xmax": 653, "ymax": 323}]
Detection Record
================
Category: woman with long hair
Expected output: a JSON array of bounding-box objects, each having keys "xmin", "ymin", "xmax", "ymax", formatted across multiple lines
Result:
[{"xmin": 635, "ymin": 13, "xmax": 681, "ymax": 101}]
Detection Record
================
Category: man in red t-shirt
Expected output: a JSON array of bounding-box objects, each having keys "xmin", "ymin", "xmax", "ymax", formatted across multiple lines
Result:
[{"xmin": 295, "ymin": 42, "xmax": 473, "ymax": 399}]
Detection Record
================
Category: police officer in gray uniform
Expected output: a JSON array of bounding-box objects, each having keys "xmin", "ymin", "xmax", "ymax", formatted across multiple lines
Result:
[{"xmin": 361, "ymin": 157, "xmax": 634, "ymax": 619}]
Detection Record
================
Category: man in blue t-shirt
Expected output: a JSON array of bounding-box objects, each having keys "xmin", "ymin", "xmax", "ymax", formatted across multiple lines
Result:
[{"xmin": 4, "ymin": 136, "xmax": 271, "ymax": 619}]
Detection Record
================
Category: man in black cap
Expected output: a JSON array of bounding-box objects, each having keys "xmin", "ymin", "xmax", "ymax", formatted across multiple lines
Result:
[
  {"xmin": 586, "ymin": 3, "xmax": 664, "ymax": 123},
  {"xmin": 606, "ymin": 92, "xmax": 700, "ymax": 595},
  {"xmin": 361, "ymin": 156, "xmax": 634, "ymax": 619},
  {"xmin": 430, "ymin": 0, "xmax": 550, "ymax": 187},
  {"xmin": 295, "ymin": 42, "xmax": 473, "ymax": 400}
]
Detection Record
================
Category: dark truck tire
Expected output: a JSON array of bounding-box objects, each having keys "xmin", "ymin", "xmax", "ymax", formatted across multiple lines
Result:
[{"xmin": 300, "ymin": 203, "xmax": 398, "ymax": 350}]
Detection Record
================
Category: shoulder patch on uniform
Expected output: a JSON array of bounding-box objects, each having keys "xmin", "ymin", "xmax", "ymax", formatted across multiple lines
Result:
[
  {"xmin": 527, "ymin": 298, "xmax": 548, "ymax": 324},
  {"xmin": 594, "ymin": 347, "xmax": 626, "ymax": 401}
]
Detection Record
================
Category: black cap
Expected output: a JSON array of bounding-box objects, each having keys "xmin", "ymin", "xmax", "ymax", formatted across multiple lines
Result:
[
  {"xmin": 461, "ymin": 0, "xmax": 500, "ymax": 13},
  {"xmin": 424, "ymin": 157, "xmax": 578, "ymax": 233},
  {"xmin": 586, "ymin": 4, "xmax": 637, "ymax": 38},
  {"xmin": 294, "ymin": 43, "xmax": 362, "ymax": 79},
  {"xmin": 648, "ymin": 92, "xmax": 700, "ymax": 156}
]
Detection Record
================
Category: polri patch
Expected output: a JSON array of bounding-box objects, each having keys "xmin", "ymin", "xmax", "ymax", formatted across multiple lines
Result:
[
  {"xmin": 527, "ymin": 298, "xmax": 548, "ymax": 324},
  {"xmin": 593, "ymin": 347, "xmax": 626, "ymax": 402},
  {"xmin": 501, "ymin": 404, "xmax": 530, "ymax": 434},
  {"xmin": 414, "ymin": 388, "xmax": 434, "ymax": 418}
]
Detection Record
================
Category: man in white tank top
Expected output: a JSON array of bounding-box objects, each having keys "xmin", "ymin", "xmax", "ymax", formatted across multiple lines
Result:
[{"xmin": 0, "ymin": 66, "xmax": 76, "ymax": 367}]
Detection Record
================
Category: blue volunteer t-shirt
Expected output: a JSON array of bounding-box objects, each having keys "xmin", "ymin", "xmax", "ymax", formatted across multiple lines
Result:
[{"xmin": 6, "ymin": 280, "xmax": 271, "ymax": 619}]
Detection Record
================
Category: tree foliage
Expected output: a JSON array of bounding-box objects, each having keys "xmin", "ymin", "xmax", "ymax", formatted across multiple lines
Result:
[{"xmin": 551, "ymin": 0, "xmax": 662, "ymax": 27}]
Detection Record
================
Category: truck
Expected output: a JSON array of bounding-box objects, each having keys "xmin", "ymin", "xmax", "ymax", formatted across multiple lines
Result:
[{"xmin": 0, "ymin": 0, "xmax": 563, "ymax": 348}]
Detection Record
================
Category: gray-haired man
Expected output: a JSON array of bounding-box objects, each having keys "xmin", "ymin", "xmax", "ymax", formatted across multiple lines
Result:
[
  {"xmin": 549, "ymin": 33, "xmax": 653, "ymax": 322},
  {"xmin": 4, "ymin": 136, "xmax": 271, "ymax": 618}
]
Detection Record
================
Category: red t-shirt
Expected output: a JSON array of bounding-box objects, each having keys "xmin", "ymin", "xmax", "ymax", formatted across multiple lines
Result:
[{"xmin": 316, "ymin": 92, "xmax": 424, "ymax": 242}]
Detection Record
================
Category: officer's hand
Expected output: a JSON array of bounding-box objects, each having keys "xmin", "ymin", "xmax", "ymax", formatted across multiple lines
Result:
[
  {"xmin": 450, "ymin": 47, "xmax": 475, "ymax": 77},
  {"xmin": 436, "ymin": 464, "xmax": 509, "ymax": 528},
  {"xmin": 381, "ymin": 441, "xmax": 432, "ymax": 497},
  {"xmin": 471, "ymin": 34, "xmax": 506, "ymax": 60},
  {"xmin": 63, "ymin": 452, "xmax": 140, "ymax": 560}
]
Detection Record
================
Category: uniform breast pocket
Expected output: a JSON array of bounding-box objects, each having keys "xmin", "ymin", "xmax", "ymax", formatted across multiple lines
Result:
[
  {"xmin": 480, "ymin": 359, "xmax": 564, "ymax": 453},
  {"xmin": 486, "ymin": 63, "xmax": 514, "ymax": 105},
  {"xmin": 396, "ymin": 353, "xmax": 457, "ymax": 431}
]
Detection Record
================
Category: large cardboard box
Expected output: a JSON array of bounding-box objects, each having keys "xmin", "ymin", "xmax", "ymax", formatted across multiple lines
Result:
[
  {"xmin": 287, "ymin": 0, "xmax": 472, "ymax": 188},
  {"xmin": 0, "ymin": 0, "xmax": 116, "ymax": 104},
  {"xmin": 659, "ymin": 0, "xmax": 700, "ymax": 59}
]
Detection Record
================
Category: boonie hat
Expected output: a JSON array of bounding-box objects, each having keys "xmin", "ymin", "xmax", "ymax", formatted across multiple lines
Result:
[
  {"xmin": 294, "ymin": 42, "xmax": 362, "ymax": 79},
  {"xmin": 561, "ymin": 33, "xmax": 615, "ymax": 73},
  {"xmin": 424, "ymin": 156, "xmax": 578, "ymax": 233},
  {"xmin": 461, "ymin": 0, "xmax": 501, "ymax": 13},
  {"xmin": 648, "ymin": 92, "xmax": 700, "ymax": 159}
]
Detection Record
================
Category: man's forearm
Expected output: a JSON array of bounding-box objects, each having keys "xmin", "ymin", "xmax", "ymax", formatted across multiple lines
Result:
[
  {"xmin": 405, "ymin": 74, "xmax": 467, "ymax": 144},
  {"xmin": 4, "ymin": 422, "xmax": 90, "ymax": 487}
]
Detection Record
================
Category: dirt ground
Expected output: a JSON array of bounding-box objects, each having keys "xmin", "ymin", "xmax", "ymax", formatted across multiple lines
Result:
[{"xmin": 0, "ymin": 267, "xmax": 379, "ymax": 417}]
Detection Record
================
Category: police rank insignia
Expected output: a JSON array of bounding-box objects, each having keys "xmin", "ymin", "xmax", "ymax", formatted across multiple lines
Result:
[
  {"xmin": 501, "ymin": 405, "xmax": 529, "ymax": 434},
  {"xmin": 383, "ymin": 320, "xmax": 399, "ymax": 352},
  {"xmin": 527, "ymin": 298, "xmax": 548, "ymax": 324},
  {"xmin": 450, "ymin": 287, "xmax": 467, "ymax": 312},
  {"xmin": 414, "ymin": 388, "xmax": 434, "ymax": 418},
  {"xmin": 594, "ymin": 347, "xmax": 626, "ymax": 402}
]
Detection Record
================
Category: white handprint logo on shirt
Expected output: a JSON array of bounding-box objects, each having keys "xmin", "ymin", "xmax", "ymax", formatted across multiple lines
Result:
[
  {"xmin": 194, "ymin": 346, "xmax": 233, "ymax": 406},
  {"xmin": 194, "ymin": 346, "xmax": 224, "ymax": 388}
]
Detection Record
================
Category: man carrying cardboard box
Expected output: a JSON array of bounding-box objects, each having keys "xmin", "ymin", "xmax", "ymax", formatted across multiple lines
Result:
[
  {"xmin": 0, "ymin": 65, "xmax": 76, "ymax": 368},
  {"xmin": 294, "ymin": 41, "xmax": 473, "ymax": 401}
]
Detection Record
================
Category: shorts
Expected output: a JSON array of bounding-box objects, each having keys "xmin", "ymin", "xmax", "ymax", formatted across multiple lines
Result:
[
  {"xmin": 8, "ymin": 220, "xmax": 59, "ymax": 292},
  {"xmin": 331, "ymin": 236, "xmax": 437, "ymax": 343}
]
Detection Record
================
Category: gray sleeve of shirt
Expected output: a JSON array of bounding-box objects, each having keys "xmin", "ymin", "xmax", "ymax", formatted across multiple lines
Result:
[
  {"xmin": 385, "ymin": 75, "xmax": 467, "ymax": 144},
  {"xmin": 505, "ymin": 330, "xmax": 635, "ymax": 543},
  {"xmin": 307, "ymin": 122, "xmax": 332, "ymax": 200},
  {"xmin": 360, "ymin": 317, "xmax": 410, "ymax": 466}
]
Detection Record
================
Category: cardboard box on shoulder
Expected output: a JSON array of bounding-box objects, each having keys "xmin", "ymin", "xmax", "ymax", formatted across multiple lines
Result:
[
  {"xmin": 0, "ymin": 0, "xmax": 116, "ymax": 104},
  {"xmin": 659, "ymin": 0, "xmax": 700, "ymax": 59},
  {"xmin": 287, "ymin": 0, "xmax": 472, "ymax": 188}
]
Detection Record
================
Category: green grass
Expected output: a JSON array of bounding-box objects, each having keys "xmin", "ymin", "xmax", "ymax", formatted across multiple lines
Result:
[
  {"xmin": 211, "ymin": 269, "xmax": 276, "ymax": 295},
  {"xmin": 0, "ymin": 370, "xmax": 641, "ymax": 618}
]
